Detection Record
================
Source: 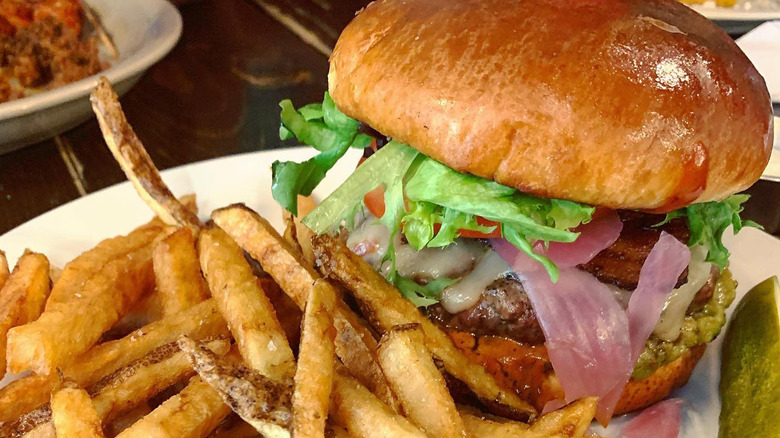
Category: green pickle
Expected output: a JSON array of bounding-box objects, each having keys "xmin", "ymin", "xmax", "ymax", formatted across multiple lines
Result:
[{"xmin": 719, "ymin": 276, "xmax": 780, "ymax": 438}]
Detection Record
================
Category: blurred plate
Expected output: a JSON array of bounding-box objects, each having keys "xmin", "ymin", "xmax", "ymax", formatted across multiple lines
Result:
[
  {"xmin": 0, "ymin": 148, "xmax": 779, "ymax": 437},
  {"xmin": 760, "ymin": 116, "xmax": 780, "ymax": 182},
  {"xmin": 0, "ymin": 0, "xmax": 182, "ymax": 154},
  {"xmin": 688, "ymin": 0, "xmax": 780, "ymax": 33}
]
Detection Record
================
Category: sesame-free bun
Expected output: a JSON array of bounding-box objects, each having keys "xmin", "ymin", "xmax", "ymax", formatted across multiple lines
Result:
[{"xmin": 329, "ymin": 0, "xmax": 773, "ymax": 211}]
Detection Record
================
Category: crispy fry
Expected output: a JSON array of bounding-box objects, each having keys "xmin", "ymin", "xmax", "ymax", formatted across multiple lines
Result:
[
  {"xmin": 377, "ymin": 323, "xmax": 467, "ymax": 438},
  {"xmin": 0, "ymin": 250, "xmax": 50, "ymax": 380},
  {"xmin": 51, "ymin": 379, "xmax": 105, "ymax": 438},
  {"xmin": 325, "ymin": 423, "xmax": 350, "ymax": 438},
  {"xmin": 330, "ymin": 366, "xmax": 426, "ymax": 438},
  {"xmin": 45, "ymin": 220, "xmax": 163, "ymax": 307},
  {"xmin": 211, "ymin": 204, "xmax": 399, "ymax": 411},
  {"xmin": 178, "ymin": 337, "xmax": 293, "ymax": 438},
  {"xmin": 115, "ymin": 376, "xmax": 231, "ymax": 438},
  {"xmin": 0, "ymin": 299, "xmax": 228, "ymax": 423},
  {"xmin": 457, "ymin": 406, "xmax": 550, "ymax": 438},
  {"xmin": 259, "ymin": 277, "xmax": 302, "ymax": 348},
  {"xmin": 529, "ymin": 397, "xmax": 598, "ymax": 438},
  {"xmin": 282, "ymin": 195, "xmax": 318, "ymax": 267},
  {"xmin": 104, "ymin": 403, "xmax": 152, "ymax": 437},
  {"xmin": 6, "ymin": 226, "xmax": 164, "ymax": 375},
  {"xmin": 292, "ymin": 278, "xmax": 336, "ymax": 438},
  {"xmin": 311, "ymin": 233, "xmax": 538, "ymax": 421},
  {"xmin": 1, "ymin": 338, "xmax": 230, "ymax": 438},
  {"xmin": 90, "ymin": 78, "xmax": 201, "ymax": 233},
  {"xmin": 154, "ymin": 228, "xmax": 209, "ymax": 316},
  {"xmin": 0, "ymin": 250, "xmax": 9, "ymax": 290},
  {"xmin": 199, "ymin": 226, "xmax": 295, "ymax": 379}
]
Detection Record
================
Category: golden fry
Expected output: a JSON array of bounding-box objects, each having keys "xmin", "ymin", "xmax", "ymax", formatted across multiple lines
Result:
[
  {"xmin": 115, "ymin": 376, "xmax": 231, "ymax": 438},
  {"xmin": 378, "ymin": 323, "xmax": 466, "ymax": 438},
  {"xmin": 154, "ymin": 228, "xmax": 209, "ymax": 316},
  {"xmin": 0, "ymin": 250, "xmax": 50, "ymax": 380},
  {"xmin": 199, "ymin": 227, "xmax": 295, "ymax": 379},
  {"xmin": 178, "ymin": 337, "xmax": 293, "ymax": 438},
  {"xmin": 212, "ymin": 205, "xmax": 398, "ymax": 410},
  {"xmin": 330, "ymin": 367, "xmax": 426, "ymax": 438},
  {"xmin": 206, "ymin": 414, "xmax": 262, "ymax": 438},
  {"xmin": 529, "ymin": 397, "xmax": 598, "ymax": 438},
  {"xmin": 90, "ymin": 78, "xmax": 201, "ymax": 233},
  {"xmin": 0, "ymin": 250, "xmax": 9, "ymax": 290},
  {"xmin": 0, "ymin": 338, "xmax": 230, "ymax": 438},
  {"xmin": 292, "ymin": 279, "xmax": 336, "ymax": 438},
  {"xmin": 457, "ymin": 406, "xmax": 548, "ymax": 438},
  {"xmin": 311, "ymin": 233, "xmax": 538, "ymax": 421},
  {"xmin": 104, "ymin": 403, "xmax": 152, "ymax": 437},
  {"xmin": 6, "ymin": 226, "xmax": 163, "ymax": 375},
  {"xmin": 51, "ymin": 380, "xmax": 105, "ymax": 438},
  {"xmin": 0, "ymin": 299, "xmax": 228, "ymax": 423}
]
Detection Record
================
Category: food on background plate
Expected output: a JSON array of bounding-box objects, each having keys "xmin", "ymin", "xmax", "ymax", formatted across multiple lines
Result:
[
  {"xmin": 0, "ymin": 0, "xmax": 111, "ymax": 103},
  {"xmin": 271, "ymin": 0, "xmax": 773, "ymax": 427},
  {"xmin": 719, "ymin": 276, "xmax": 780, "ymax": 438}
]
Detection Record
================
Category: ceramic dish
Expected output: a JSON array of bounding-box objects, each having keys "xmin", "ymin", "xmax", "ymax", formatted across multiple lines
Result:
[{"xmin": 0, "ymin": 0, "xmax": 182, "ymax": 154}]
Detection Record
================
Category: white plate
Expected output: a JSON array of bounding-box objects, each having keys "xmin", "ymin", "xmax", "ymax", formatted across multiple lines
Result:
[
  {"xmin": 1, "ymin": 148, "xmax": 779, "ymax": 436},
  {"xmin": 760, "ymin": 116, "xmax": 780, "ymax": 182},
  {"xmin": 0, "ymin": 0, "xmax": 182, "ymax": 154}
]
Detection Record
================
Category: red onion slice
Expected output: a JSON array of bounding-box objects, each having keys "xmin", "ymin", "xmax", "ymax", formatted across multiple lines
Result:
[
  {"xmin": 621, "ymin": 398, "xmax": 684, "ymax": 438},
  {"xmin": 627, "ymin": 232, "xmax": 691, "ymax": 363},
  {"xmin": 520, "ymin": 267, "xmax": 632, "ymax": 423},
  {"xmin": 543, "ymin": 211, "xmax": 623, "ymax": 267}
]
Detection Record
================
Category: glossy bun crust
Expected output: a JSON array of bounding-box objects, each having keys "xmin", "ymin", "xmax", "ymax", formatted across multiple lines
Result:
[{"xmin": 329, "ymin": 0, "xmax": 773, "ymax": 211}]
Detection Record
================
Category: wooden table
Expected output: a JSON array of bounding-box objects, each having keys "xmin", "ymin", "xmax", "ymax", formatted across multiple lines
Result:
[{"xmin": 0, "ymin": 0, "xmax": 778, "ymax": 236}]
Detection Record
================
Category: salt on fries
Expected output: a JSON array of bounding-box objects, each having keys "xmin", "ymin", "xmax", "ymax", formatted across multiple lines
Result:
[{"xmin": 0, "ymin": 79, "xmax": 601, "ymax": 438}]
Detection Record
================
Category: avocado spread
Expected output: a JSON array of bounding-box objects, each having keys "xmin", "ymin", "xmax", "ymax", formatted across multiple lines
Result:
[{"xmin": 632, "ymin": 269, "xmax": 737, "ymax": 380}]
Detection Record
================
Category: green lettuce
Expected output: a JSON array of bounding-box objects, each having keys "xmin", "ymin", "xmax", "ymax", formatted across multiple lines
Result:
[
  {"xmin": 657, "ymin": 194, "xmax": 761, "ymax": 269},
  {"xmin": 271, "ymin": 93, "xmax": 371, "ymax": 215}
]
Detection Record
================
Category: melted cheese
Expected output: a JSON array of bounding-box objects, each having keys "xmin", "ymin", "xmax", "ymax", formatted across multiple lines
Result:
[
  {"xmin": 653, "ymin": 244, "xmax": 712, "ymax": 341},
  {"xmin": 440, "ymin": 250, "xmax": 510, "ymax": 313}
]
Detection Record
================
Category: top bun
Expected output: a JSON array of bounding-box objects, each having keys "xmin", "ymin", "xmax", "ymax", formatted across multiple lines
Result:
[{"xmin": 328, "ymin": 0, "xmax": 773, "ymax": 211}]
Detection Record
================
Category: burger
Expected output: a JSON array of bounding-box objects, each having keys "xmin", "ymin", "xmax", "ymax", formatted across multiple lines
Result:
[{"xmin": 270, "ymin": 0, "xmax": 773, "ymax": 424}]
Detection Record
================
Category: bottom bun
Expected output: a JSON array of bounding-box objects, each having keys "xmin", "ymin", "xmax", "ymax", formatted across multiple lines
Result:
[{"xmin": 446, "ymin": 330, "xmax": 706, "ymax": 416}]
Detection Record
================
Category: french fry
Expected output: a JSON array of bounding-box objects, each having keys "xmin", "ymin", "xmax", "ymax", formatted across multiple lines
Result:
[
  {"xmin": 198, "ymin": 226, "xmax": 295, "ymax": 379},
  {"xmin": 6, "ymin": 227, "xmax": 163, "ymax": 375},
  {"xmin": 292, "ymin": 279, "xmax": 336, "ymax": 438},
  {"xmin": 0, "ymin": 250, "xmax": 9, "ymax": 290},
  {"xmin": 330, "ymin": 366, "xmax": 426, "ymax": 438},
  {"xmin": 211, "ymin": 205, "xmax": 400, "ymax": 411},
  {"xmin": 154, "ymin": 228, "xmax": 209, "ymax": 316},
  {"xmin": 377, "ymin": 323, "xmax": 467, "ymax": 438},
  {"xmin": 457, "ymin": 406, "xmax": 550, "ymax": 438},
  {"xmin": 311, "ymin": 233, "xmax": 538, "ymax": 421},
  {"xmin": 0, "ymin": 337, "xmax": 230, "ymax": 438},
  {"xmin": 90, "ymin": 78, "xmax": 202, "ymax": 233},
  {"xmin": 325, "ymin": 423, "xmax": 350, "ymax": 438},
  {"xmin": 281, "ymin": 195, "xmax": 318, "ymax": 267},
  {"xmin": 0, "ymin": 250, "xmax": 50, "ymax": 379},
  {"xmin": 104, "ymin": 403, "xmax": 152, "ymax": 437},
  {"xmin": 115, "ymin": 376, "xmax": 232, "ymax": 438},
  {"xmin": 178, "ymin": 337, "xmax": 293, "ymax": 438},
  {"xmin": 45, "ymin": 220, "xmax": 163, "ymax": 307},
  {"xmin": 529, "ymin": 397, "xmax": 598, "ymax": 438},
  {"xmin": 51, "ymin": 379, "xmax": 105, "ymax": 438},
  {"xmin": 0, "ymin": 299, "xmax": 228, "ymax": 423}
]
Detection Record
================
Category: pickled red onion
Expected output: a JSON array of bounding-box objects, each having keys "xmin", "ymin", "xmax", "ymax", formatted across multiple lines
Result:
[
  {"xmin": 503, "ymin": 231, "xmax": 690, "ymax": 424},
  {"xmin": 621, "ymin": 398, "xmax": 684, "ymax": 438}
]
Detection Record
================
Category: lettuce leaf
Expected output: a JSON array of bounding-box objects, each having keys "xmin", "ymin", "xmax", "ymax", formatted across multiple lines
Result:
[
  {"xmin": 271, "ymin": 93, "xmax": 367, "ymax": 215},
  {"xmin": 657, "ymin": 194, "xmax": 761, "ymax": 269}
]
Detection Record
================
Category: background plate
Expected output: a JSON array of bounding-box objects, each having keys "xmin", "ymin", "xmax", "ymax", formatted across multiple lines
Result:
[{"xmin": 0, "ymin": 0, "xmax": 182, "ymax": 154}]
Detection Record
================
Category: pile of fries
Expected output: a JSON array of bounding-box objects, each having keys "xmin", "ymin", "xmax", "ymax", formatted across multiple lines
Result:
[{"xmin": 0, "ymin": 77, "xmax": 601, "ymax": 437}]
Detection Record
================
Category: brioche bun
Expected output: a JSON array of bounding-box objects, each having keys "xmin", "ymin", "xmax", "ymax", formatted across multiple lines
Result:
[{"xmin": 329, "ymin": 0, "xmax": 773, "ymax": 211}]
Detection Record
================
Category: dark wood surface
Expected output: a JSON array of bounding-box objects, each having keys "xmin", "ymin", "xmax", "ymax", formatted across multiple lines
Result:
[{"xmin": 0, "ymin": 0, "xmax": 778, "ymax": 237}]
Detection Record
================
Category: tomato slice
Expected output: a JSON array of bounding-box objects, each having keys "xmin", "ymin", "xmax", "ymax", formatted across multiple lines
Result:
[{"xmin": 361, "ymin": 177, "xmax": 503, "ymax": 239}]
